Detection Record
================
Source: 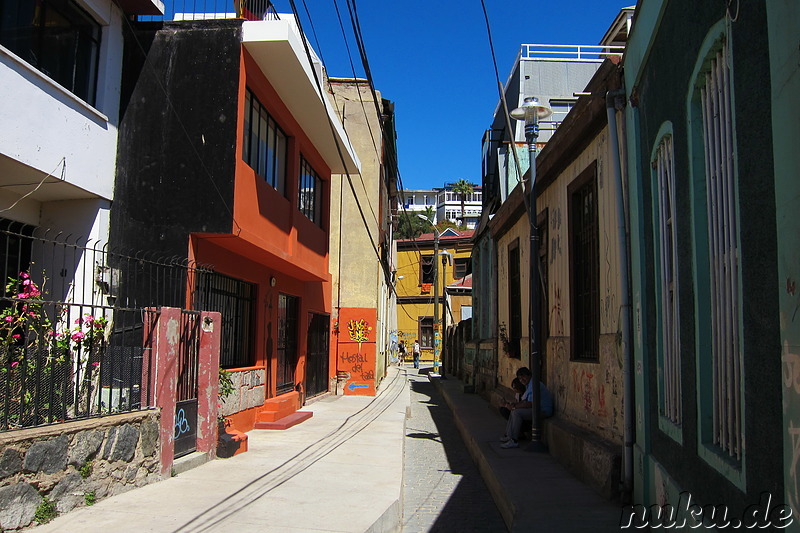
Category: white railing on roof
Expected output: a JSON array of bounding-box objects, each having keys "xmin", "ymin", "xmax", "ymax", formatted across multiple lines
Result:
[{"xmin": 520, "ymin": 44, "xmax": 625, "ymax": 62}]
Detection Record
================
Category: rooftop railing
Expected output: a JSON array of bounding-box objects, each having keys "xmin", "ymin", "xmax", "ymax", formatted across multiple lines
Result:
[
  {"xmin": 137, "ymin": 0, "xmax": 279, "ymax": 22},
  {"xmin": 520, "ymin": 44, "xmax": 625, "ymax": 62}
]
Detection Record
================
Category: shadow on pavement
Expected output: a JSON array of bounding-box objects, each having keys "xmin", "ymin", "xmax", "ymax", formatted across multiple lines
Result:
[{"xmin": 405, "ymin": 370, "xmax": 507, "ymax": 532}]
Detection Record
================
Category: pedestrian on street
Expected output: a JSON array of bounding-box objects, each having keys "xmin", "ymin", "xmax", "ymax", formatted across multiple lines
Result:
[
  {"xmin": 398, "ymin": 340, "xmax": 406, "ymax": 366},
  {"xmin": 413, "ymin": 339, "xmax": 421, "ymax": 369}
]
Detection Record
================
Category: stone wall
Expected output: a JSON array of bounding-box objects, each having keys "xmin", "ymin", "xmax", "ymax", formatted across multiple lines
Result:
[
  {"xmin": 220, "ymin": 368, "xmax": 266, "ymax": 417},
  {"xmin": 0, "ymin": 410, "xmax": 161, "ymax": 530}
]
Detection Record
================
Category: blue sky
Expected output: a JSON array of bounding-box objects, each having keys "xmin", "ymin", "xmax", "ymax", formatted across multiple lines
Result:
[{"xmin": 269, "ymin": 1, "xmax": 632, "ymax": 191}]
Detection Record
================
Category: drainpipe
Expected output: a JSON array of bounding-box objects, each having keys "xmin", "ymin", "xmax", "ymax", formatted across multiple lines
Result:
[{"xmin": 606, "ymin": 88, "xmax": 633, "ymax": 501}]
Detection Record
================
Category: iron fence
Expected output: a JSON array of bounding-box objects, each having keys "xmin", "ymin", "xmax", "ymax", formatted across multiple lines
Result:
[
  {"xmin": 136, "ymin": 0, "xmax": 280, "ymax": 22},
  {"xmin": 0, "ymin": 220, "xmax": 227, "ymax": 432}
]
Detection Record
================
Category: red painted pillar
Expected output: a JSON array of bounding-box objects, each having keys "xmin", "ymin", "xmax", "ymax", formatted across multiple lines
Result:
[
  {"xmin": 147, "ymin": 307, "xmax": 181, "ymax": 477},
  {"xmin": 196, "ymin": 311, "xmax": 221, "ymax": 457}
]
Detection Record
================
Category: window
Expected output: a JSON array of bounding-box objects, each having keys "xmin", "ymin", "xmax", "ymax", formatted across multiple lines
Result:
[
  {"xmin": 298, "ymin": 156, "xmax": 322, "ymax": 225},
  {"xmin": 0, "ymin": 0, "xmax": 101, "ymax": 105},
  {"xmin": 420, "ymin": 255, "xmax": 434, "ymax": 284},
  {"xmin": 454, "ymin": 257, "xmax": 471, "ymax": 280},
  {"xmin": 194, "ymin": 272, "xmax": 256, "ymax": 369},
  {"xmin": 277, "ymin": 293, "xmax": 299, "ymax": 395},
  {"xmin": 692, "ymin": 37, "xmax": 741, "ymax": 460},
  {"xmin": 569, "ymin": 164, "xmax": 599, "ymax": 361},
  {"xmin": 507, "ymin": 240, "xmax": 521, "ymax": 358},
  {"xmin": 652, "ymin": 131, "xmax": 682, "ymax": 425},
  {"xmin": 243, "ymin": 88, "xmax": 287, "ymax": 194},
  {"xmin": 419, "ymin": 317, "xmax": 433, "ymax": 349}
]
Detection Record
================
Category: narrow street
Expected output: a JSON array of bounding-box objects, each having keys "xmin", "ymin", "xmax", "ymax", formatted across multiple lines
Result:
[{"xmin": 402, "ymin": 366, "xmax": 506, "ymax": 532}]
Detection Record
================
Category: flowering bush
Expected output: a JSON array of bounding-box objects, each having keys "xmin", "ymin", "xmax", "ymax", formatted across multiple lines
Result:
[{"xmin": 0, "ymin": 272, "xmax": 109, "ymax": 427}]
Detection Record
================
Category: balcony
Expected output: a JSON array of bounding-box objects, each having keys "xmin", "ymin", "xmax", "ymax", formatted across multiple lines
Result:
[{"xmin": 519, "ymin": 44, "xmax": 625, "ymax": 63}]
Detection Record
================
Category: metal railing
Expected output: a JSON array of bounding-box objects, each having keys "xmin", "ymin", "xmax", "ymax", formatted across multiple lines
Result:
[
  {"xmin": 0, "ymin": 221, "xmax": 233, "ymax": 431},
  {"xmin": 136, "ymin": 0, "xmax": 279, "ymax": 22},
  {"xmin": 520, "ymin": 44, "xmax": 625, "ymax": 62}
]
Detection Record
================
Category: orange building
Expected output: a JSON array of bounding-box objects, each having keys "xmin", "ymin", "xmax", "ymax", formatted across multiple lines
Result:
[{"xmin": 112, "ymin": 16, "xmax": 360, "ymax": 434}]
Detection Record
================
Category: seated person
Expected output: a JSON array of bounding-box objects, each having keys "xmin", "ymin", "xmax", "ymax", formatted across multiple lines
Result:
[
  {"xmin": 499, "ymin": 378, "xmax": 526, "ymax": 420},
  {"xmin": 500, "ymin": 367, "xmax": 553, "ymax": 449}
]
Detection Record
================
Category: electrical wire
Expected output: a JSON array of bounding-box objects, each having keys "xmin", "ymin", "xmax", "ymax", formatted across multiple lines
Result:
[{"xmin": 0, "ymin": 158, "xmax": 65, "ymax": 213}]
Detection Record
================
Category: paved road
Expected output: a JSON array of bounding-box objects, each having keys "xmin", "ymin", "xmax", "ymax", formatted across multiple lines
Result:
[{"xmin": 402, "ymin": 367, "xmax": 507, "ymax": 533}]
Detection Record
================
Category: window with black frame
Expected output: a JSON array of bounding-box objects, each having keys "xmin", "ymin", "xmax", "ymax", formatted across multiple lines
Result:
[
  {"xmin": 298, "ymin": 156, "xmax": 322, "ymax": 225},
  {"xmin": 419, "ymin": 316, "xmax": 433, "ymax": 349},
  {"xmin": 420, "ymin": 255, "xmax": 434, "ymax": 284},
  {"xmin": 243, "ymin": 88, "xmax": 287, "ymax": 195},
  {"xmin": 0, "ymin": 0, "xmax": 101, "ymax": 105},
  {"xmin": 569, "ymin": 164, "xmax": 599, "ymax": 361}
]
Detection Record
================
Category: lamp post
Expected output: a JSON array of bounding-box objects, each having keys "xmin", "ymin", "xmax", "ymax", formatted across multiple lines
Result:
[
  {"xmin": 418, "ymin": 215, "xmax": 441, "ymax": 375},
  {"xmin": 511, "ymin": 96, "xmax": 552, "ymax": 451}
]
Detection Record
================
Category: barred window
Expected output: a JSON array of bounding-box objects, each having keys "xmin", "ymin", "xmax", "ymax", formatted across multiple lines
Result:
[
  {"xmin": 569, "ymin": 164, "xmax": 599, "ymax": 361},
  {"xmin": 653, "ymin": 133, "xmax": 681, "ymax": 425},
  {"xmin": 298, "ymin": 156, "xmax": 322, "ymax": 226},
  {"xmin": 697, "ymin": 39, "xmax": 741, "ymax": 460},
  {"xmin": 243, "ymin": 88, "xmax": 287, "ymax": 195}
]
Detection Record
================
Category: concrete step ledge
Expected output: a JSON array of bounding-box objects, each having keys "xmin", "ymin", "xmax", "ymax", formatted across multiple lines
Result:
[
  {"xmin": 254, "ymin": 410, "xmax": 313, "ymax": 430},
  {"xmin": 172, "ymin": 451, "xmax": 210, "ymax": 476}
]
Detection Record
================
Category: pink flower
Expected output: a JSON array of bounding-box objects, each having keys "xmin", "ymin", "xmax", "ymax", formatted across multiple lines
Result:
[
  {"xmin": 74, "ymin": 318, "xmax": 82, "ymax": 325},
  {"xmin": 71, "ymin": 331, "xmax": 86, "ymax": 342},
  {"xmin": 28, "ymin": 312, "xmax": 37, "ymax": 318},
  {"xmin": 12, "ymin": 334, "xmax": 21, "ymax": 340},
  {"xmin": 19, "ymin": 272, "xmax": 29, "ymax": 280},
  {"xmin": 84, "ymin": 315, "xmax": 94, "ymax": 324},
  {"xmin": 4, "ymin": 316, "xmax": 13, "ymax": 323},
  {"xmin": 11, "ymin": 361, "xmax": 18, "ymax": 368},
  {"xmin": 91, "ymin": 362, "xmax": 100, "ymax": 367}
]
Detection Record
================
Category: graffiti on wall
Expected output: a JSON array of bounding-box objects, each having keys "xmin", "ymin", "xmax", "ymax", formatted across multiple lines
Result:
[
  {"xmin": 782, "ymin": 341, "xmax": 800, "ymax": 518},
  {"xmin": 550, "ymin": 207, "xmax": 563, "ymax": 264},
  {"xmin": 338, "ymin": 308, "xmax": 378, "ymax": 395},
  {"xmin": 550, "ymin": 285, "xmax": 565, "ymax": 336}
]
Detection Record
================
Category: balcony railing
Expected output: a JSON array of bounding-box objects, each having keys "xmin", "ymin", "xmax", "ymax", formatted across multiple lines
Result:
[
  {"xmin": 137, "ymin": 0, "xmax": 279, "ymax": 22},
  {"xmin": 520, "ymin": 44, "xmax": 625, "ymax": 62}
]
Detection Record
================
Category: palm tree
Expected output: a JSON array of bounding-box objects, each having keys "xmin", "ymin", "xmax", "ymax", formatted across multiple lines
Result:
[{"xmin": 452, "ymin": 179, "xmax": 474, "ymax": 225}]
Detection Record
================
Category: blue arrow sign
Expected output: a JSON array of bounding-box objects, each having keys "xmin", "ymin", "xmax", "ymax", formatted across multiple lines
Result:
[{"xmin": 348, "ymin": 382, "xmax": 369, "ymax": 391}]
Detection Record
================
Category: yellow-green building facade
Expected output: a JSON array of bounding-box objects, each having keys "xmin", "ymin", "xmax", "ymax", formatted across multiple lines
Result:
[{"xmin": 396, "ymin": 229, "xmax": 473, "ymax": 363}]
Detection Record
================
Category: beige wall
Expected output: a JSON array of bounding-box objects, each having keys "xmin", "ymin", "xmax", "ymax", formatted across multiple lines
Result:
[
  {"xmin": 495, "ymin": 124, "xmax": 624, "ymax": 444},
  {"xmin": 539, "ymin": 125, "xmax": 624, "ymax": 444}
]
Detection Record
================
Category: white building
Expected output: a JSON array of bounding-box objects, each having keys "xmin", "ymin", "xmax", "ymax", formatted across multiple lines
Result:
[
  {"xmin": 402, "ymin": 184, "xmax": 482, "ymax": 229},
  {"xmin": 0, "ymin": 0, "xmax": 164, "ymax": 298}
]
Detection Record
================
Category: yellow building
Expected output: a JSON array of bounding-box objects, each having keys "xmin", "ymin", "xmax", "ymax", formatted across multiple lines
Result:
[{"xmin": 395, "ymin": 229, "xmax": 474, "ymax": 364}]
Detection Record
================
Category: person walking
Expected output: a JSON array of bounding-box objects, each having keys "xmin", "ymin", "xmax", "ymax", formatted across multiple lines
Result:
[
  {"xmin": 413, "ymin": 339, "xmax": 421, "ymax": 369},
  {"xmin": 398, "ymin": 340, "xmax": 406, "ymax": 366}
]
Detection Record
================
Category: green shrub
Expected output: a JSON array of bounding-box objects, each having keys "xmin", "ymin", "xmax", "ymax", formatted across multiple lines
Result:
[{"xmin": 34, "ymin": 496, "xmax": 58, "ymax": 524}]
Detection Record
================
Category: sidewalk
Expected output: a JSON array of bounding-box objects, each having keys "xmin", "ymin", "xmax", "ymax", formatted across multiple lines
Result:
[
  {"xmin": 35, "ymin": 367, "xmax": 410, "ymax": 533},
  {"xmin": 430, "ymin": 373, "xmax": 624, "ymax": 532}
]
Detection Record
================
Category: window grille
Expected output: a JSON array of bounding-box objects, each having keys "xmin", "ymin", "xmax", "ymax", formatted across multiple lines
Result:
[
  {"xmin": 570, "ymin": 166, "xmax": 599, "ymax": 361},
  {"xmin": 419, "ymin": 317, "xmax": 434, "ymax": 349},
  {"xmin": 654, "ymin": 135, "xmax": 681, "ymax": 424},
  {"xmin": 243, "ymin": 89, "xmax": 287, "ymax": 194},
  {"xmin": 507, "ymin": 241, "xmax": 521, "ymax": 358},
  {"xmin": 298, "ymin": 156, "xmax": 322, "ymax": 225},
  {"xmin": 700, "ymin": 41, "xmax": 741, "ymax": 459}
]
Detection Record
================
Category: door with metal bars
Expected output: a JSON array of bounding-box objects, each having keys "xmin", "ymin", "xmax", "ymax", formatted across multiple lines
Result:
[
  {"xmin": 305, "ymin": 313, "xmax": 329, "ymax": 398},
  {"xmin": 174, "ymin": 311, "xmax": 200, "ymax": 458},
  {"xmin": 277, "ymin": 294, "xmax": 299, "ymax": 396}
]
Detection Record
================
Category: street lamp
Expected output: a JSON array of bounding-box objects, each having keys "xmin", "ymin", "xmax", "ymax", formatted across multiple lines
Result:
[
  {"xmin": 418, "ymin": 215, "xmax": 442, "ymax": 375},
  {"xmin": 439, "ymin": 250, "xmax": 453, "ymax": 376},
  {"xmin": 511, "ymin": 96, "xmax": 552, "ymax": 451}
]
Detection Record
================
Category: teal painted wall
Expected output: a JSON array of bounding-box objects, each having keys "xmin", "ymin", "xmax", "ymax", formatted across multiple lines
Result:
[{"xmin": 768, "ymin": 1, "xmax": 800, "ymax": 527}]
